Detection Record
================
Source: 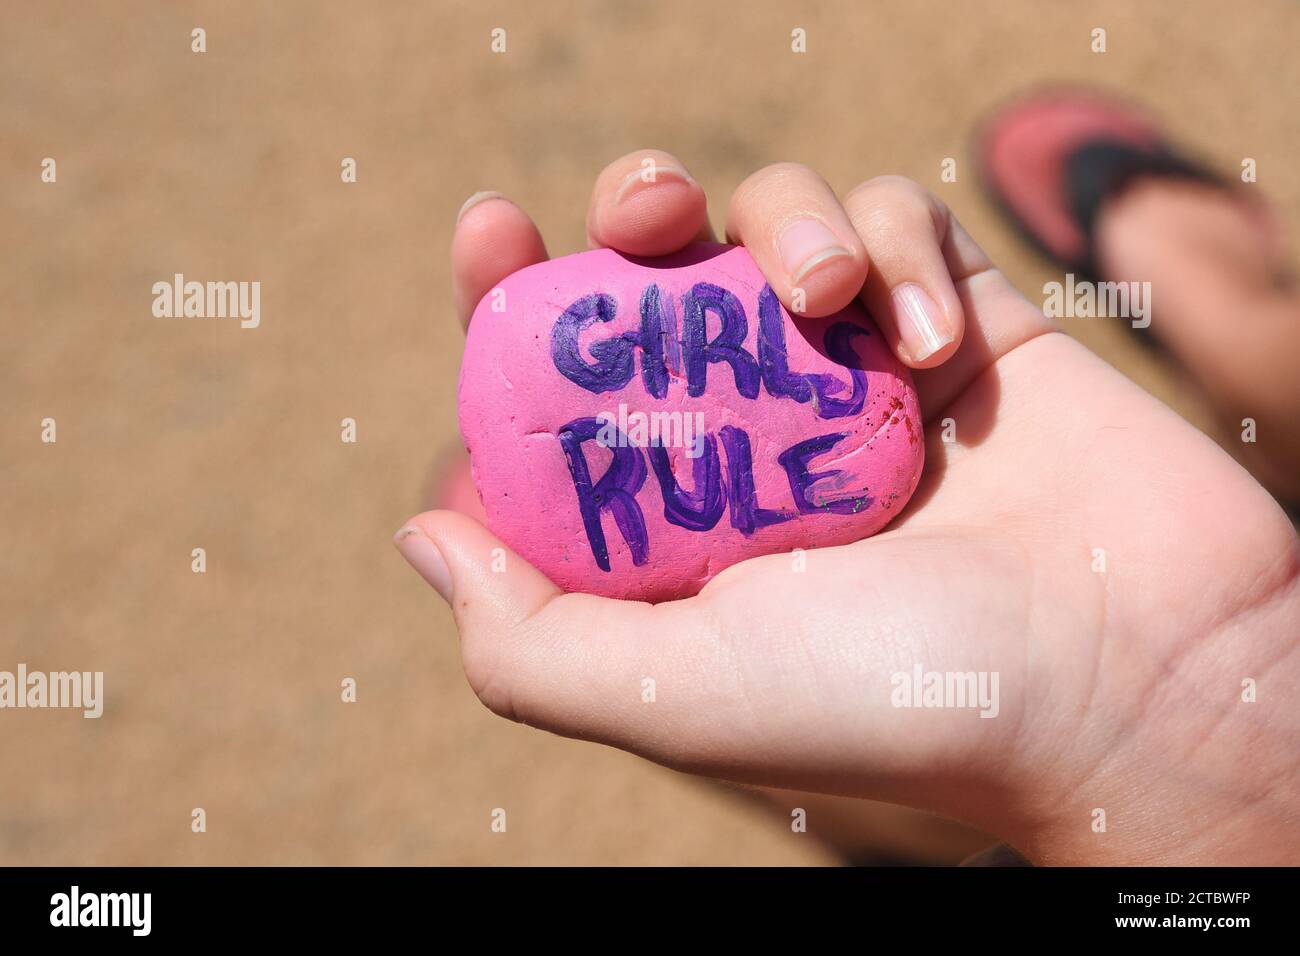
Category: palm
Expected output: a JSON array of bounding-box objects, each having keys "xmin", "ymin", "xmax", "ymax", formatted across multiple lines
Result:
[{"xmin": 668, "ymin": 276, "xmax": 1298, "ymax": 859}]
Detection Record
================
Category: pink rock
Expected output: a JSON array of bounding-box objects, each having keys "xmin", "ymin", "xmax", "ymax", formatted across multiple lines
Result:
[{"xmin": 458, "ymin": 243, "xmax": 924, "ymax": 602}]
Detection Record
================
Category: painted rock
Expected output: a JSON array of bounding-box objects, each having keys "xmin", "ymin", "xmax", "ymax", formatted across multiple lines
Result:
[{"xmin": 458, "ymin": 243, "xmax": 924, "ymax": 602}]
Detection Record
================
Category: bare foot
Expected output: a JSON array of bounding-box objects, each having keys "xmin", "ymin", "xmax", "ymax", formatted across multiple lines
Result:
[{"xmin": 1095, "ymin": 179, "xmax": 1300, "ymax": 501}]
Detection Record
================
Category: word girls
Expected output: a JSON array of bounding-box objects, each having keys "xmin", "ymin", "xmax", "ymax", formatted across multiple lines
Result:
[{"xmin": 550, "ymin": 282, "xmax": 877, "ymax": 571}]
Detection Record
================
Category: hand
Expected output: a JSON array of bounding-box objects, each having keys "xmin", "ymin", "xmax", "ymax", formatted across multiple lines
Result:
[{"xmin": 399, "ymin": 150, "xmax": 1300, "ymax": 864}]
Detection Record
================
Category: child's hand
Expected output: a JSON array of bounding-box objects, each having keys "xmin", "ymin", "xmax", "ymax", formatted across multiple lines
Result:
[{"xmin": 400, "ymin": 150, "xmax": 1300, "ymax": 864}]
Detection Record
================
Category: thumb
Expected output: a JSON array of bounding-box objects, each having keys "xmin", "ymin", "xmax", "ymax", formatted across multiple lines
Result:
[
  {"xmin": 393, "ymin": 509, "xmax": 573, "ymax": 727},
  {"xmin": 391, "ymin": 510, "xmax": 733, "ymax": 767},
  {"xmin": 393, "ymin": 509, "xmax": 559, "ymax": 635}
]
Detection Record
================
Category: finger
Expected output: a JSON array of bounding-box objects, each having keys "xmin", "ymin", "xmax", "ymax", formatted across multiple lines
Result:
[
  {"xmin": 452, "ymin": 191, "xmax": 548, "ymax": 328},
  {"xmin": 586, "ymin": 149, "xmax": 714, "ymax": 256},
  {"xmin": 724, "ymin": 162, "xmax": 869, "ymax": 318},
  {"xmin": 843, "ymin": 176, "xmax": 965, "ymax": 368},
  {"xmin": 392, "ymin": 509, "xmax": 723, "ymax": 760},
  {"xmin": 908, "ymin": 215, "xmax": 1058, "ymax": 421}
]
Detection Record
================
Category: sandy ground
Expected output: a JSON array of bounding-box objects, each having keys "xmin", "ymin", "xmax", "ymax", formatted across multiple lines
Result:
[{"xmin": 3, "ymin": 1, "xmax": 1296, "ymax": 865}]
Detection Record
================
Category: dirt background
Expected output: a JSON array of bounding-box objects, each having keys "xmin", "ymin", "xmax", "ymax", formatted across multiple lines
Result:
[{"xmin": 3, "ymin": 0, "xmax": 1296, "ymax": 865}]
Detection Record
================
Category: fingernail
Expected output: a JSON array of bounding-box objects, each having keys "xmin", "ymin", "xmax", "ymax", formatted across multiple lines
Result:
[
  {"xmin": 457, "ymin": 190, "xmax": 508, "ymax": 224},
  {"xmin": 394, "ymin": 526, "xmax": 452, "ymax": 603},
  {"xmin": 614, "ymin": 165, "xmax": 694, "ymax": 204},
  {"xmin": 778, "ymin": 218, "xmax": 853, "ymax": 285},
  {"xmin": 891, "ymin": 283, "xmax": 952, "ymax": 361}
]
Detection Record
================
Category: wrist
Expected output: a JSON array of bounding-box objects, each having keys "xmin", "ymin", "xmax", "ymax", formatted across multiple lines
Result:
[{"xmin": 1016, "ymin": 592, "xmax": 1300, "ymax": 865}]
